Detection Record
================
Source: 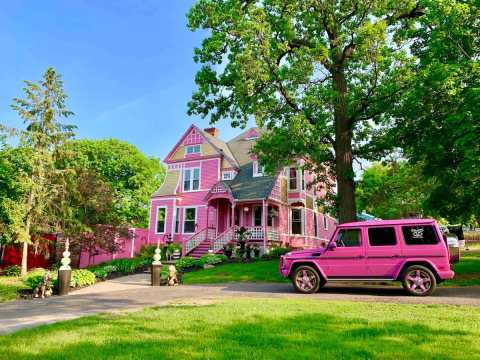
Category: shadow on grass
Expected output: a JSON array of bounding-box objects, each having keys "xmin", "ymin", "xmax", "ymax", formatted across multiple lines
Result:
[{"xmin": 1, "ymin": 302, "xmax": 476, "ymax": 360}]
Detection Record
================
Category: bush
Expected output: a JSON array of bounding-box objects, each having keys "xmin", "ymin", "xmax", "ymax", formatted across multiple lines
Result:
[
  {"xmin": 109, "ymin": 257, "xmax": 148, "ymax": 274},
  {"xmin": 3, "ymin": 265, "xmax": 21, "ymax": 277},
  {"xmin": 91, "ymin": 267, "xmax": 108, "ymax": 280},
  {"xmin": 139, "ymin": 245, "xmax": 157, "ymax": 259},
  {"xmin": 70, "ymin": 269, "xmax": 96, "ymax": 288},
  {"xmin": 175, "ymin": 256, "xmax": 198, "ymax": 272},
  {"xmin": 262, "ymin": 246, "xmax": 292, "ymax": 260},
  {"xmin": 22, "ymin": 268, "xmax": 55, "ymax": 290},
  {"xmin": 198, "ymin": 254, "xmax": 228, "ymax": 266}
]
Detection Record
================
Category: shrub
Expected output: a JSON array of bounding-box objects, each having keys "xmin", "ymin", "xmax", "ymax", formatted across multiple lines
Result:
[
  {"xmin": 91, "ymin": 267, "xmax": 108, "ymax": 280},
  {"xmin": 3, "ymin": 265, "xmax": 21, "ymax": 277},
  {"xmin": 23, "ymin": 268, "xmax": 56, "ymax": 290},
  {"xmin": 70, "ymin": 269, "xmax": 96, "ymax": 288},
  {"xmin": 262, "ymin": 246, "xmax": 292, "ymax": 260},
  {"xmin": 109, "ymin": 258, "xmax": 147, "ymax": 274},
  {"xmin": 139, "ymin": 245, "xmax": 157, "ymax": 259},
  {"xmin": 198, "ymin": 254, "xmax": 227, "ymax": 266},
  {"xmin": 175, "ymin": 256, "xmax": 198, "ymax": 272}
]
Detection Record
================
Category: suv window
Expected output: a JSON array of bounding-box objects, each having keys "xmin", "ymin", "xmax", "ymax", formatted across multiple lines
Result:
[
  {"xmin": 368, "ymin": 227, "xmax": 397, "ymax": 246},
  {"xmin": 402, "ymin": 225, "xmax": 439, "ymax": 245},
  {"xmin": 336, "ymin": 229, "xmax": 361, "ymax": 247}
]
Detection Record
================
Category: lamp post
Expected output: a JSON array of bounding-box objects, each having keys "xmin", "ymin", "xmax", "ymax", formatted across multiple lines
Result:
[{"xmin": 58, "ymin": 238, "xmax": 72, "ymax": 296}]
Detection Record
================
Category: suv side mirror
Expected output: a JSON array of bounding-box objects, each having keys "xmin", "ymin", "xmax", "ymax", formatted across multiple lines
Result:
[{"xmin": 327, "ymin": 241, "xmax": 337, "ymax": 251}]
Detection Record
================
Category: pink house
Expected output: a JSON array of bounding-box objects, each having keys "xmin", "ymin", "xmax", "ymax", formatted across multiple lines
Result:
[{"xmin": 149, "ymin": 124, "xmax": 337, "ymax": 258}]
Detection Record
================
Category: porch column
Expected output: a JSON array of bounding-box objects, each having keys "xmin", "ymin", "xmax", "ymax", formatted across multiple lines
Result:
[
  {"xmin": 263, "ymin": 199, "xmax": 268, "ymax": 251},
  {"xmin": 206, "ymin": 202, "xmax": 210, "ymax": 241},
  {"xmin": 231, "ymin": 202, "xmax": 235, "ymax": 228}
]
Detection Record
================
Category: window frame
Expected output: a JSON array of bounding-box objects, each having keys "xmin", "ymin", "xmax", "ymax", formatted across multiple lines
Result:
[
  {"xmin": 222, "ymin": 171, "xmax": 235, "ymax": 180},
  {"xmin": 367, "ymin": 226, "xmax": 397, "ymax": 247},
  {"xmin": 402, "ymin": 225, "xmax": 440, "ymax": 246},
  {"xmin": 314, "ymin": 212, "xmax": 318, "ymax": 237},
  {"xmin": 252, "ymin": 206, "xmax": 263, "ymax": 227},
  {"xmin": 185, "ymin": 144, "xmax": 201, "ymax": 155},
  {"xmin": 335, "ymin": 228, "xmax": 362, "ymax": 247},
  {"xmin": 183, "ymin": 167, "xmax": 200, "ymax": 192},
  {"xmin": 174, "ymin": 207, "xmax": 180, "ymax": 234},
  {"xmin": 323, "ymin": 214, "xmax": 329, "ymax": 230},
  {"xmin": 290, "ymin": 207, "xmax": 304, "ymax": 235},
  {"xmin": 288, "ymin": 167, "xmax": 298, "ymax": 190},
  {"xmin": 155, "ymin": 206, "xmax": 167, "ymax": 234},
  {"xmin": 183, "ymin": 207, "xmax": 197, "ymax": 234},
  {"xmin": 253, "ymin": 161, "xmax": 264, "ymax": 177}
]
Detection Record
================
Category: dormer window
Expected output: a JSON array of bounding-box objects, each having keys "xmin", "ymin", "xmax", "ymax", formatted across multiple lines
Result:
[
  {"xmin": 185, "ymin": 144, "xmax": 201, "ymax": 155},
  {"xmin": 222, "ymin": 171, "xmax": 235, "ymax": 180},
  {"xmin": 253, "ymin": 161, "xmax": 264, "ymax": 177},
  {"xmin": 288, "ymin": 167, "xmax": 298, "ymax": 190}
]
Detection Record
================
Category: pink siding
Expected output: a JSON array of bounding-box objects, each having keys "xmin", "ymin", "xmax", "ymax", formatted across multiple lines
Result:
[{"xmin": 79, "ymin": 228, "xmax": 151, "ymax": 268}]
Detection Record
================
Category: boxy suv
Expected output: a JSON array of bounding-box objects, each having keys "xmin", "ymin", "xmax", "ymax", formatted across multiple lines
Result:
[{"xmin": 280, "ymin": 219, "xmax": 456, "ymax": 296}]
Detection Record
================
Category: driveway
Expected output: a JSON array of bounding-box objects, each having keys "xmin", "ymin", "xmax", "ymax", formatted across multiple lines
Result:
[{"xmin": 1, "ymin": 273, "xmax": 479, "ymax": 334}]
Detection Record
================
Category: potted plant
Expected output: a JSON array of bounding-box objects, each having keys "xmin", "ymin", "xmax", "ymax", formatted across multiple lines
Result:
[
  {"xmin": 223, "ymin": 243, "xmax": 234, "ymax": 258},
  {"xmin": 252, "ymin": 244, "xmax": 261, "ymax": 258},
  {"xmin": 235, "ymin": 227, "xmax": 249, "ymax": 259}
]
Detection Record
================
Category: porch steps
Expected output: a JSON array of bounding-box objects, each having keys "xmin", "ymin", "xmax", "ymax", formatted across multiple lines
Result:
[{"xmin": 188, "ymin": 239, "xmax": 212, "ymax": 259}]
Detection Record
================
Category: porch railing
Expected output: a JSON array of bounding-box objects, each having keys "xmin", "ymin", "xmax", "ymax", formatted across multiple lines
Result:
[
  {"xmin": 233, "ymin": 226, "xmax": 280, "ymax": 242},
  {"xmin": 213, "ymin": 226, "xmax": 237, "ymax": 252},
  {"xmin": 185, "ymin": 227, "xmax": 215, "ymax": 254}
]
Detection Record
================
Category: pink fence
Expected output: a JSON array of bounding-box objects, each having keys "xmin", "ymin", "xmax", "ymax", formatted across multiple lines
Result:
[{"xmin": 78, "ymin": 228, "xmax": 152, "ymax": 268}]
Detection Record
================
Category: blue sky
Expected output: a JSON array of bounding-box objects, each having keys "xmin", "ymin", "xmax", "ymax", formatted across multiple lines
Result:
[{"xmin": 0, "ymin": 1, "xmax": 252, "ymax": 159}]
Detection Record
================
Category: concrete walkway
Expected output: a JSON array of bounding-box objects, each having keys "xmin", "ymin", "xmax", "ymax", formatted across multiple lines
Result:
[{"xmin": 1, "ymin": 273, "xmax": 479, "ymax": 334}]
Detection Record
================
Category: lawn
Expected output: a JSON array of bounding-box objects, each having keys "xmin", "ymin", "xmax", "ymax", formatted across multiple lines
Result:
[
  {"xmin": 0, "ymin": 276, "xmax": 28, "ymax": 302},
  {"xmin": 183, "ymin": 259, "xmax": 286, "ymax": 284},
  {"xmin": 1, "ymin": 298, "xmax": 479, "ymax": 359},
  {"xmin": 444, "ymin": 251, "xmax": 480, "ymax": 286}
]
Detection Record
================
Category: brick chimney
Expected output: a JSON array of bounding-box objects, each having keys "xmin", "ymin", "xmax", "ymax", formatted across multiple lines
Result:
[{"xmin": 204, "ymin": 127, "xmax": 220, "ymax": 137}]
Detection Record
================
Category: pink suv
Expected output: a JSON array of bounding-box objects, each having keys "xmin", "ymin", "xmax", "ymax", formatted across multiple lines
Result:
[{"xmin": 280, "ymin": 219, "xmax": 456, "ymax": 296}]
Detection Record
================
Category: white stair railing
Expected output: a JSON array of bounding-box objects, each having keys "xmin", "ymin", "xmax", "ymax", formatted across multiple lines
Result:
[
  {"xmin": 213, "ymin": 226, "xmax": 237, "ymax": 252},
  {"xmin": 186, "ymin": 227, "xmax": 215, "ymax": 254}
]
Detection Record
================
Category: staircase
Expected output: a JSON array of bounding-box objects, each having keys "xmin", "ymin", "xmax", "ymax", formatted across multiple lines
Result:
[{"xmin": 189, "ymin": 239, "xmax": 212, "ymax": 259}]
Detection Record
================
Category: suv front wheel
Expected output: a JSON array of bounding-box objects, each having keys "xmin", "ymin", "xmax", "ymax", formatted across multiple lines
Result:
[
  {"xmin": 292, "ymin": 265, "xmax": 322, "ymax": 294},
  {"xmin": 401, "ymin": 265, "xmax": 437, "ymax": 296}
]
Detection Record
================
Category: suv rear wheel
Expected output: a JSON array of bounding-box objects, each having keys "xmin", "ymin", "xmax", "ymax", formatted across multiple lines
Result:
[
  {"xmin": 292, "ymin": 265, "xmax": 322, "ymax": 294},
  {"xmin": 401, "ymin": 265, "xmax": 437, "ymax": 296}
]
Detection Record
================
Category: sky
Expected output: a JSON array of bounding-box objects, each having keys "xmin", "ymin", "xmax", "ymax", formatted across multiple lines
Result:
[{"xmin": 0, "ymin": 1, "xmax": 253, "ymax": 160}]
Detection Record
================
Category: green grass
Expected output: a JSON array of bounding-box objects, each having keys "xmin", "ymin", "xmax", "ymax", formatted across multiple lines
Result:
[
  {"xmin": 183, "ymin": 260, "xmax": 287, "ymax": 284},
  {"xmin": 445, "ymin": 251, "xmax": 480, "ymax": 286},
  {"xmin": 1, "ymin": 298, "xmax": 479, "ymax": 359},
  {"xmin": 0, "ymin": 276, "xmax": 27, "ymax": 302}
]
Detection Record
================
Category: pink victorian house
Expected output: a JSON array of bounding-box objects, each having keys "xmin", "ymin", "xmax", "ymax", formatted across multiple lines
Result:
[{"xmin": 149, "ymin": 124, "xmax": 336, "ymax": 258}]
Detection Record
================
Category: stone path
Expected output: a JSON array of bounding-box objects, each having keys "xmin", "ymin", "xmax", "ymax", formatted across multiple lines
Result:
[{"xmin": 1, "ymin": 273, "xmax": 479, "ymax": 334}]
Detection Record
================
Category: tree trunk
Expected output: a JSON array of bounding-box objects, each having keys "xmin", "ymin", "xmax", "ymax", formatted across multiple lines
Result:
[
  {"xmin": 21, "ymin": 189, "xmax": 35, "ymax": 276},
  {"xmin": 21, "ymin": 241, "xmax": 28, "ymax": 276},
  {"xmin": 333, "ymin": 69, "xmax": 357, "ymax": 223}
]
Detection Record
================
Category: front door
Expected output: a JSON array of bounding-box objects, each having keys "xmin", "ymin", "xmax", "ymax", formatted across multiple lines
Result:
[
  {"xmin": 216, "ymin": 201, "xmax": 230, "ymax": 235},
  {"xmin": 324, "ymin": 228, "xmax": 368, "ymax": 278}
]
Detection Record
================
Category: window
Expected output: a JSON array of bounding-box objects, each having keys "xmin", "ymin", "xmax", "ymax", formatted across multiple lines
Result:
[
  {"xmin": 267, "ymin": 206, "xmax": 273, "ymax": 226},
  {"xmin": 301, "ymin": 169, "xmax": 305, "ymax": 190},
  {"xmin": 253, "ymin": 206, "xmax": 262, "ymax": 226},
  {"xmin": 368, "ymin": 227, "xmax": 397, "ymax": 246},
  {"xmin": 336, "ymin": 229, "xmax": 361, "ymax": 247},
  {"xmin": 289, "ymin": 168, "xmax": 297, "ymax": 190},
  {"xmin": 185, "ymin": 145, "xmax": 201, "ymax": 154},
  {"xmin": 156, "ymin": 207, "xmax": 166, "ymax": 234},
  {"xmin": 323, "ymin": 215, "xmax": 328, "ymax": 230},
  {"xmin": 402, "ymin": 225, "xmax": 439, "ymax": 245},
  {"xmin": 291, "ymin": 208, "xmax": 303, "ymax": 235},
  {"xmin": 174, "ymin": 208, "xmax": 180, "ymax": 234},
  {"xmin": 314, "ymin": 213, "xmax": 318, "ymax": 237},
  {"xmin": 253, "ymin": 161, "xmax": 264, "ymax": 177},
  {"xmin": 222, "ymin": 171, "xmax": 234, "ymax": 180},
  {"xmin": 183, "ymin": 168, "xmax": 200, "ymax": 191},
  {"xmin": 183, "ymin": 208, "xmax": 196, "ymax": 233}
]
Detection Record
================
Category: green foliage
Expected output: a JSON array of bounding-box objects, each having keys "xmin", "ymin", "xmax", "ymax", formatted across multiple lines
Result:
[
  {"xmin": 22, "ymin": 268, "xmax": 55, "ymax": 290},
  {"xmin": 197, "ymin": 254, "xmax": 228, "ymax": 266},
  {"xmin": 90, "ymin": 267, "xmax": 108, "ymax": 280},
  {"xmin": 2, "ymin": 265, "xmax": 21, "ymax": 277},
  {"xmin": 187, "ymin": 1, "xmax": 429, "ymax": 222},
  {"xmin": 70, "ymin": 269, "xmax": 96, "ymax": 288},
  {"xmin": 60, "ymin": 139, "xmax": 164, "ymax": 228},
  {"xmin": 264, "ymin": 246, "xmax": 292, "ymax": 260},
  {"xmin": 356, "ymin": 161, "xmax": 432, "ymax": 219},
  {"xmin": 175, "ymin": 256, "xmax": 198, "ymax": 272}
]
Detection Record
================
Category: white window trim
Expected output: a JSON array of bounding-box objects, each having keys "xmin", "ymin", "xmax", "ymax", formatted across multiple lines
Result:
[
  {"xmin": 174, "ymin": 207, "xmax": 180, "ymax": 234},
  {"xmin": 290, "ymin": 207, "xmax": 304, "ymax": 235},
  {"xmin": 252, "ymin": 161, "xmax": 264, "ymax": 177},
  {"xmin": 288, "ymin": 167, "xmax": 298, "ymax": 191},
  {"xmin": 252, "ymin": 206, "xmax": 263, "ymax": 226},
  {"xmin": 155, "ymin": 206, "xmax": 168, "ymax": 234},
  {"xmin": 183, "ymin": 207, "xmax": 197, "ymax": 234},
  {"xmin": 183, "ymin": 167, "xmax": 201, "ymax": 192},
  {"xmin": 185, "ymin": 144, "xmax": 201, "ymax": 155},
  {"xmin": 222, "ymin": 170, "xmax": 235, "ymax": 181},
  {"xmin": 323, "ymin": 214, "xmax": 329, "ymax": 230}
]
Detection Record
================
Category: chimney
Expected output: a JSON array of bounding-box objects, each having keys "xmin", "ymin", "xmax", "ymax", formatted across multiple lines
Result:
[{"xmin": 204, "ymin": 127, "xmax": 220, "ymax": 137}]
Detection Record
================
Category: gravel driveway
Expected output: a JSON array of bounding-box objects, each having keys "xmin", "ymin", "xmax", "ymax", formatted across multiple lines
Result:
[{"xmin": 1, "ymin": 273, "xmax": 479, "ymax": 334}]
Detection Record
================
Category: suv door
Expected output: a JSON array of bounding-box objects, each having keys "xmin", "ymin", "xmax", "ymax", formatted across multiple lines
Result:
[
  {"xmin": 324, "ymin": 228, "xmax": 368, "ymax": 278},
  {"xmin": 365, "ymin": 226, "xmax": 401, "ymax": 278}
]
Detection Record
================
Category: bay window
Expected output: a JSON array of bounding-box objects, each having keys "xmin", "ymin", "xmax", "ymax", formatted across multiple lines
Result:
[
  {"xmin": 289, "ymin": 168, "xmax": 297, "ymax": 190},
  {"xmin": 291, "ymin": 208, "xmax": 303, "ymax": 235},
  {"xmin": 184, "ymin": 207, "xmax": 196, "ymax": 233}
]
